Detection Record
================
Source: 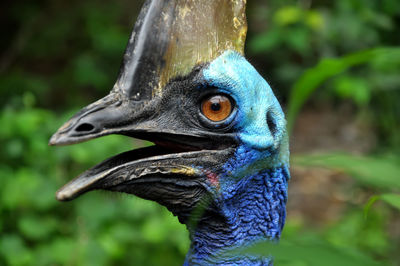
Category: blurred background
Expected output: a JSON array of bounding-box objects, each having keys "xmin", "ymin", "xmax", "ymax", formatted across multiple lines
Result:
[{"xmin": 1, "ymin": 0, "xmax": 399, "ymax": 265}]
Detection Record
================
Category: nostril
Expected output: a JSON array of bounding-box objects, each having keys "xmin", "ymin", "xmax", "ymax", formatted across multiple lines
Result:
[
  {"xmin": 75, "ymin": 123, "xmax": 95, "ymax": 133},
  {"xmin": 266, "ymin": 111, "xmax": 277, "ymax": 138}
]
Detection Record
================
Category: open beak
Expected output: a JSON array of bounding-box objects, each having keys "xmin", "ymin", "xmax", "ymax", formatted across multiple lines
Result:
[
  {"xmin": 49, "ymin": 85, "xmax": 235, "ymax": 221},
  {"xmin": 49, "ymin": 0, "xmax": 247, "ymax": 218},
  {"xmin": 49, "ymin": 85, "xmax": 234, "ymax": 204}
]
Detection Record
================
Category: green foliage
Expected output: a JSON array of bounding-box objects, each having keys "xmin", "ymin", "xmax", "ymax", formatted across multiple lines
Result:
[
  {"xmin": 380, "ymin": 194, "xmax": 400, "ymax": 210},
  {"xmin": 286, "ymin": 47, "xmax": 400, "ymax": 133},
  {"xmin": 247, "ymin": 0, "xmax": 400, "ymax": 148},
  {"xmin": 293, "ymin": 153, "xmax": 400, "ymax": 190},
  {"xmin": 0, "ymin": 107, "xmax": 189, "ymax": 265},
  {"xmin": 227, "ymin": 236, "xmax": 382, "ymax": 266},
  {"xmin": 237, "ymin": 152, "xmax": 399, "ymax": 265},
  {"xmin": 365, "ymin": 194, "xmax": 400, "ymax": 215}
]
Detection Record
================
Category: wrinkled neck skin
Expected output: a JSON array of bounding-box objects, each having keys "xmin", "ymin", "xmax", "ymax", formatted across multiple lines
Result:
[
  {"xmin": 182, "ymin": 51, "xmax": 290, "ymax": 265},
  {"xmin": 184, "ymin": 146, "xmax": 290, "ymax": 265}
]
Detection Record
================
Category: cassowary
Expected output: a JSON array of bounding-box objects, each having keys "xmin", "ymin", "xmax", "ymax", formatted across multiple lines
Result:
[{"xmin": 50, "ymin": 0, "xmax": 290, "ymax": 265}]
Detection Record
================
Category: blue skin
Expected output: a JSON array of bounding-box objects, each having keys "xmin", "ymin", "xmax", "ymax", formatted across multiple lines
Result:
[{"xmin": 184, "ymin": 51, "xmax": 290, "ymax": 265}]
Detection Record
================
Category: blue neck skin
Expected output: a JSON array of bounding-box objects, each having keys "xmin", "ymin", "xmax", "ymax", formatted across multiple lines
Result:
[
  {"xmin": 185, "ymin": 166, "xmax": 289, "ymax": 265},
  {"xmin": 184, "ymin": 145, "xmax": 289, "ymax": 265},
  {"xmin": 184, "ymin": 51, "xmax": 290, "ymax": 265}
]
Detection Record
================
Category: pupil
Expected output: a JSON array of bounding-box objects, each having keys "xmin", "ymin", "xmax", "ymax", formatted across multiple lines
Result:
[{"xmin": 211, "ymin": 102, "xmax": 221, "ymax": 111}]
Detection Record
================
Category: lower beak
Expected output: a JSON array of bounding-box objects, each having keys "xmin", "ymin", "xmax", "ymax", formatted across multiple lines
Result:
[{"xmin": 55, "ymin": 143, "xmax": 232, "ymax": 224}]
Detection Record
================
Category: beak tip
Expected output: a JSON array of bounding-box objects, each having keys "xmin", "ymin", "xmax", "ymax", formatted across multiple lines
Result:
[
  {"xmin": 49, "ymin": 132, "xmax": 66, "ymax": 146},
  {"xmin": 48, "ymin": 134, "xmax": 58, "ymax": 146},
  {"xmin": 48, "ymin": 132, "xmax": 83, "ymax": 146},
  {"xmin": 56, "ymin": 189, "xmax": 74, "ymax": 202},
  {"xmin": 55, "ymin": 191, "xmax": 68, "ymax": 201}
]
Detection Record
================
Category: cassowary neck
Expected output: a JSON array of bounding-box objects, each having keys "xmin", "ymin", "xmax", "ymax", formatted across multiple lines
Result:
[{"xmin": 184, "ymin": 166, "xmax": 289, "ymax": 265}]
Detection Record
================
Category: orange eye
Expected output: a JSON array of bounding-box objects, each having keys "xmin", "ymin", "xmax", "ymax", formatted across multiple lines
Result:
[{"xmin": 201, "ymin": 95, "xmax": 232, "ymax": 122}]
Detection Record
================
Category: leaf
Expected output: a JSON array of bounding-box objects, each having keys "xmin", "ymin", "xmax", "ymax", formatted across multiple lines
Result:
[
  {"xmin": 221, "ymin": 237, "xmax": 381, "ymax": 266},
  {"xmin": 293, "ymin": 153, "xmax": 400, "ymax": 189},
  {"xmin": 333, "ymin": 76, "xmax": 371, "ymax": 106},
  {"xmin": 365, "ymin": 194, "xmax": 400, "ymax": 217},
  {"xmin": 0, "ymin": 234, "xmax": 34, "ymax": 265},
  {"xmin": 364, "ymin": 196, "xmax": 381, "ymax": 218},
  {"xmin": 18, "ymin": 215, "xmax": 57, "ymax": 241},
  {"xmin": 381, "ymin": 193, "xmax": 400, "ymax": 210},
  {"xmin": 48, "ymin": 238, "xmax": 79, "ymax": 265},
  {"xmin": 248, "ymin": 28, "xmax": 281, "ymax": 53},
  {"xmin": 274, "ymin": 6, "xmax": 303, "ymax": 26},
  {"xmin": 287, "ymin": 47, "xmax": 400, "ymax": 133}
]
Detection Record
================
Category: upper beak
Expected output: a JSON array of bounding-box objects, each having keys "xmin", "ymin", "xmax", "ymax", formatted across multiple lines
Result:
[
  {"xmin": 49, "ymin": 0, "xmax": 248, "ymax": 147},
  {"xmin": 49, "ymin": 93, "xmax": 132, "ymax": 146}
]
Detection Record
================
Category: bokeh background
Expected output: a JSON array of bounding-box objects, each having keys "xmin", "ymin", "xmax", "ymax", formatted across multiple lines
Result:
[{"xmin": 1, "ymin": 0, "xmax": 399, "ymax": 265}]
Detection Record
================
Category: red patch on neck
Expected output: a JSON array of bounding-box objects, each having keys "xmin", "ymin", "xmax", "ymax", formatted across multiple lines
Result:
[{"xmin": 206, "ymin": 171, "xmax": 220, "ymax": 188}]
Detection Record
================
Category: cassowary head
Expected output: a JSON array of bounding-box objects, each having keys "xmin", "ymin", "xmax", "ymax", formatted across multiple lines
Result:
[{"xmin": 50, "ymin": 0, "xmax": 289, "ymax": 264}]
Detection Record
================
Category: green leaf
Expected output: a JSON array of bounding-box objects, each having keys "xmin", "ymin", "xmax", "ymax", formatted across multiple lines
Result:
[
  {"xmin": 285, "ymin": 27, "xmax": 310, "ymax": 54},
  {"xmin": 333, "ymin": 76, "xmax": 371, "ymax": 106},
  {"xmin": 221, "ymin": 237, "xmax": 381, "ymax": 266},
  {"xmin": 293, "ymin": 153, "xmax": 400, "ymax": 189},
  {"xmin": 287, "ymin": 47, "xmax": 400, "ymax": 133},
  {"xmin": 366, "ymin": 194, "xmax": 400, "ymax": 215},
  {"xmin": 248, "ymin": 28, "xmax": 281, "ymax": 53},
  {"xmin": 0, "ymin": 234, "xmax": 34, "ymax": 266},
  {"xmin": 18, "ymin": 215, "xmax": 57, "ymax": 241},
  {"xmin": 48, "ymin": 238, "xmax": 78, "ymax": 265},
  {"xmin": 274, "ymin": 6, "xmax": 303, "ymax": 26},
  {"xmin": 305, "ymin": 10, "xmax": 324, "ymax": 31},
  {"xmin": 326, "ymin": 211, "xmax": 389, "ymax": 257},
  {"xmin": 381, "ymin": 193, "xmax": 400, "ymax": 210},
  {"xmin": 364, "ymin": 195, "xmax": 381, "ymax": 218}
]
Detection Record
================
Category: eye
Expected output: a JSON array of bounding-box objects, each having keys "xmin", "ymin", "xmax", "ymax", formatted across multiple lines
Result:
[{"xmin": 201, "ymin": 95, "xmax": 233, "ymax": 122}]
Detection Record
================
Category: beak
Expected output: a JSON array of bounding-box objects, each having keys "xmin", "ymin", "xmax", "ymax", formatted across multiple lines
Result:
[
  {"xmin": 55, "ymin": 146, "xmax": 229, "ymax": 201},
  {"xmin": 49, "ymin": 0, "xmax": 248, "ymax": 219},
  {"xmin": 55, "ymin": 144, "xmax": 233, "ymax": 222},
  {"xmin": 49, "ymin": 93, "xmax": 129, "ymax": 146}
]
